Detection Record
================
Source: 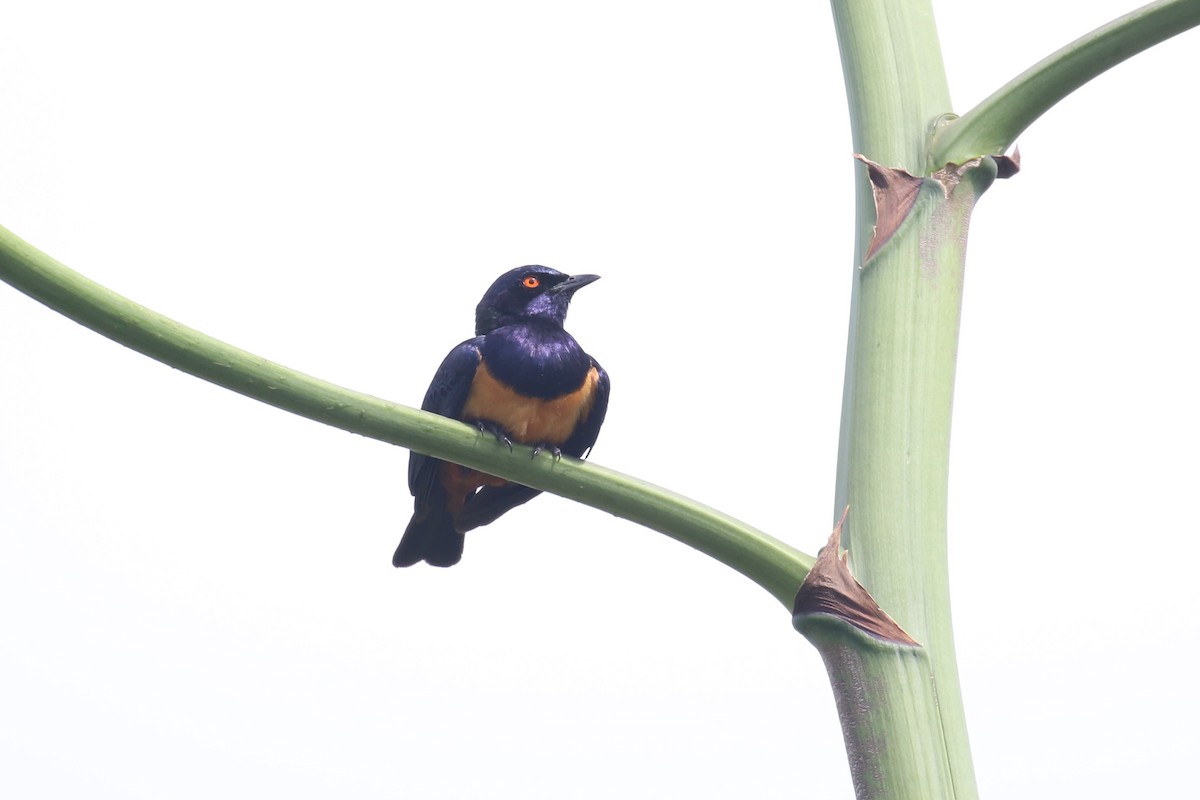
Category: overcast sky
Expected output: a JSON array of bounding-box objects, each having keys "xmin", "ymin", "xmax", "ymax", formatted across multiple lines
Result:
[{"xmin": 2, "ymin": 1, "xmax": 1197, "ymax": 797}]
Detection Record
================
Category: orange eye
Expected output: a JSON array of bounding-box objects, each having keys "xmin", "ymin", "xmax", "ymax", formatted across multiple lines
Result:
[{"xmin": 522, "ymin": 275, "xmax": 540, "ymax": 289}]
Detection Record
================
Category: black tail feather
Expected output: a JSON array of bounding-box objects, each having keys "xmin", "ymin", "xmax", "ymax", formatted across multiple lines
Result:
[{"xmin": 394, "ymin": 504, "xmax": 464, "ymax": 568}]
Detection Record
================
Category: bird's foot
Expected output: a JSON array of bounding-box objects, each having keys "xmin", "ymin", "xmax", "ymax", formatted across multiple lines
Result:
[
  {"xmin": 530, "ymin": 443, "xmax": 563, "ymax": 461},
  {"xmin": 475, "ymin": 420, "xmax": 513, "ymax": 452}
]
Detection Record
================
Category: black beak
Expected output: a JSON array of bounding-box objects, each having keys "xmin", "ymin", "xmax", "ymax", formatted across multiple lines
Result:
[{"xmin": 549, "ymin": 273, "xmax": 600, "ymax": 296}]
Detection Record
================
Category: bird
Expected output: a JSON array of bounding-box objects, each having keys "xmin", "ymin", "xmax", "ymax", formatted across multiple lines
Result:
[{"xmin": 393, "ymin": 265, "xmax": 610, "ymax": 567}]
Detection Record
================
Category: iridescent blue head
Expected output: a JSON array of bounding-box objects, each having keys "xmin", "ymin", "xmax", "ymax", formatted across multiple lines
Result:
[{"xmin": 474, "ymin": 265, "xmax": 600, "ymax": 335}]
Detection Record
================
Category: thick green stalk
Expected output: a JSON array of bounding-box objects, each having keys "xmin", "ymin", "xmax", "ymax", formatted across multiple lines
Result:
[
  {"xmin": 793, "ymin": 517, "xmax": 957, "ymax": 799},
  {"xmin": 795, "ymin": 617, "xmax": 953, "ymax": 800},
  {"xmin": 830, "ymin": 0, "xmax": 951, "ymax": 174},
  {"xmin": 0, "ymin": 224, "xmax": 813, "ymax": 606},
  {"xmin": 933, "ymin": 0, "xmax": 1200, "ymax": 166},
  {"xmin": 837, "ymin": 164, "xmax": 994, "ymax": 800},
  {"xmin": 825, "ymin": 2, "xmax": 1200, "ymax": 794},
  {"xmin": 827, "ymin": 0, "xmax": 979, "ymax": 796}
]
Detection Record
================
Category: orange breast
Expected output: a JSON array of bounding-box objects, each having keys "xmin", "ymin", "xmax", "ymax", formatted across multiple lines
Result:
[{"xmin": 462, "ymin": 361, "xmax": 600, "ymax": 445}]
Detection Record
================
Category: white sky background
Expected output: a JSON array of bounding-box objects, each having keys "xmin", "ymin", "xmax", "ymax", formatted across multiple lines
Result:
[{"xmin": 2, "ymin": 1, "xmax": 1197, "ymax": 797}]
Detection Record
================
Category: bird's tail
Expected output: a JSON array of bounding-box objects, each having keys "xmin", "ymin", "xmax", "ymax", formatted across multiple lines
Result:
[{"xmin": 393, "ymin": 504, "xmax": 464, "ymax": 568}]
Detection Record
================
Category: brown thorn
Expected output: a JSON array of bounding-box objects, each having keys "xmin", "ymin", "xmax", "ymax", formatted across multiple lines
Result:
[
  {"xmin": 793, "ymin": 506, "xmax": 920, "ymax": 646},
  {"xmin": 854, "ymin": 154, "xmax": 924, "ymax": 263}
]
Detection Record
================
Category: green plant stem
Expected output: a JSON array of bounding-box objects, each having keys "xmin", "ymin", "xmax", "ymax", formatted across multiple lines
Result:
[
  {"xmin": 824, "ymin": 1, "xmax": 1200, "ymax": 795},
  {"xmin": 838, "ymin": 167, "xmax": 993, "ymax": 800},
  {"xmin": 829, "ymin": 0, "xmax": 979, "ymax": 796},
  {"xmin": 932, "ymin": 0, "xmax": 1200, "ymax": 166},
  {"xmin": 794, "ymin": 617, "xmax": 953, "ymax": 800},
  {"xmin": 0, "ymin": 224, "xmax": 813, "ymax": 607},
  {"xmin": 830, "ymin": 0, "xmax": 952, "ymax": 175}
]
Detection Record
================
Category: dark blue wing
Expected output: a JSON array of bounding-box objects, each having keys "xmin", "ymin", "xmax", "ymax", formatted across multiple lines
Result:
[
  {"xmin": 408, "ymin": 340, "xmax": 483, "ymax": 502},
  {"xmin": 453, "ymin": 483, "xmax": 542, "ymax": 533},
  {"xmin": 561, "ymin": 358, "xmax": 610, "ymax": 459}
]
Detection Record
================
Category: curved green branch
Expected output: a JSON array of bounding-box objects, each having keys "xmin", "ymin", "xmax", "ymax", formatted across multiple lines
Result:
[
  {"xmin": 932, "ymin": 0, "xmax": 1200, "ymax": 166},
  {"xmin": 0, "ymin": 224, "xmax": 813, "ymax": 607}
]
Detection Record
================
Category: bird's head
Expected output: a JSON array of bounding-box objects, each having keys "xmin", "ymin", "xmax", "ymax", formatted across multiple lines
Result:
[{"xmin": 474, "ymin": 265, "xmax": 600, "ymax": 335}]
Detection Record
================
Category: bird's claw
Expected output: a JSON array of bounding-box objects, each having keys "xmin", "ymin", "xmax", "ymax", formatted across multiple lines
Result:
[
  {"xmin": 475, "ymin": 420, "xmax": 513, "ymax": 452},
  {"xmin": 530, "ymin": 443, "xmax": 563, "ymax": 461}
]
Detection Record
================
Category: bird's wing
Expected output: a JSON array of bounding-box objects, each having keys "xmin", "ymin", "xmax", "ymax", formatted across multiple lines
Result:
[
  {"xmin": 562, "ymin": 358, "xmax": 610, "ymax": 459},
  {"xmin": 453, "ymin": 483, "xmax": 542, "ymax": 533},
  {"xmin": 408, "ymin": 340, "xmax": 483, "ymax": 502}
]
